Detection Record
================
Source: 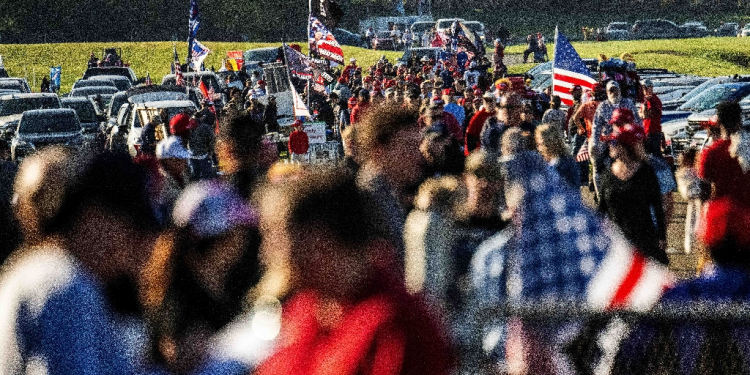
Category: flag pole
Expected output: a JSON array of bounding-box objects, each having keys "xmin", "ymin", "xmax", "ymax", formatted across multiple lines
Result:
[
  {"xmin": 552, "ymin": 26, "xmax": 557, "ymax": 102},
  {"xmin": 307, "ymin": 0, "xmax": 313, "ymax": 110}
]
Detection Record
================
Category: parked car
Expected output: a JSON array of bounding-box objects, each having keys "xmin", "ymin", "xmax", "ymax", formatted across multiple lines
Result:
[
  {"xmin": 631, "ymin": 19, "xmax": 684, "ymax": 39},
  {"xmin": 10, "ymin": 109, "xmax": 83, "ymax": 162},
  {"xmin": 333, "ymin": 28, "xmax": 365, "ymax": 47},
  {"xmin": 0, "ymin": 68, "xmax": 7, "ymax": 78},
  {"xmin": 61, "ymin": 97, "xmax": 103, "ymax": 136},
  {"xmin": 88, "ymin": 75, "xmax": 132, "ymax": 91},
  {"xmin": 739, "ymin": 24, "xmax": 750, "ymax": 37},
  {"xmin": 662, "ymin": 75, "xmax": 750, "ymax": 110},
  {"xmin": 82, "ymin": 66, "xmax": 138, "ymax": 83},
  {"xmin": 680, "ymin": 21, "xmax": 709, "ymax": 37},
  {"xmin": 0, "ymin": 93, "xmax": 61, "ymax": 142},
  {"xmin": 72, "ymin": 78, "xmax": 117, "ymax": 90},
  {"xmin": 605, "ymin": 22, "xmax": 631, "ymax": 40},
  {"xmin": 0, "ymin": 78, "xmax": 31, "ymax": 93},
  {"xmin": 123, "ymin": 100, "xmax": 198, "ymax": 157},
  {"xmin": 372, "ymin": 31, "xmax": 397, "ymax": 50},
  {"xmin": 243, "ymin": 47, "xmax": 282, "ymax": 76},
  {"xmin": 716, "ymin": 22, "xmax": 739, "ymax": 36},
  {"xmin": 69, "ymin": 86, "xmax": 119, "ymax": 98},
  {"xmin": 661, "ymin": 82, "xmax": 750, "ymax": 123}
]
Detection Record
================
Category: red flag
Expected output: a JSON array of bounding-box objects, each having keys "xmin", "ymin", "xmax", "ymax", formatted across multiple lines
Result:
[{"xmin": 199, "ymin": 79, "xmax": 210, "ymax": 101}]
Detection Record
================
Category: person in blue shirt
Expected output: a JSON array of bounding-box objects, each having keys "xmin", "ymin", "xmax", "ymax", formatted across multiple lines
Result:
[
  {"xmin": 456, "ymin": 50, "xmax": 469, "ymax": 73},
  {"xmin": 0, "ymin": 148, "xmax": 159, "ymax": 375},
  {"xmin": 442, "ymin": 89, "xmax": 465, "ymax": 128}
]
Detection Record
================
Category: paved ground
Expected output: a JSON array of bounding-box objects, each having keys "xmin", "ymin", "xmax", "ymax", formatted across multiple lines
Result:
[{"xmin": 580, "ymin": 189, "xmax": 699, "ymax": 280}]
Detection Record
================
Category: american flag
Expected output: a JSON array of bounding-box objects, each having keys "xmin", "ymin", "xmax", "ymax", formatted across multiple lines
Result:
[
  {"xmin": 283, "ymin": 44, "xmax": 313, "ymax": 80},
  {"xmin": 309, "ymin": 15, "xmax": 344, "ymax": 64},
  {"xmin": 190, "ymin": 39, "xmax": 210, "ymax": 70},
  {"xmin": 174, "ymin": 62, "xmax": 185, "ymax": 87},
  {"xmin": 188, "ymin": 0, "xmax": 200, "ymax": 64},
  {"xmin": 575, "ymin": 140, "xmax": 589, "ymax": 162},
  {"xmin": 552, "ymin": 28, "xmax": 597, "ymax": 106},
  {"xmin": 144, "ymin": 73, "xmax": 152, "ymax": 86},
  {"xmin": 471, "ymin": 152, "xmax": 673, "ymax": 368}
]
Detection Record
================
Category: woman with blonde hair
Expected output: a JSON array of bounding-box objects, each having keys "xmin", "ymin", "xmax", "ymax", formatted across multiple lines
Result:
[{"xmin": 535, "ymin": 123, "xmax": 580, "ymax": 188}]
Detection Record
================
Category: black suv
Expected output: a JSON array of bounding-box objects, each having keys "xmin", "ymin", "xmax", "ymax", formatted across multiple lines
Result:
[
  {"xmin": 631, "ymin": 19, "xmax": 684, "ymax": 39},
  {"xmin": 10, "ymin": 109, "xmax": 83, "ymax": 162}
]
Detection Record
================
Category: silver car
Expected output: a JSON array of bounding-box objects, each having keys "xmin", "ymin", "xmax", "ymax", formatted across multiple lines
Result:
[
  {"xmin": 606, "ymin": 22, "xmax": 631, "ymax": 40},
  {"xmin": 11, "ymin": 109, "xmax": 83, "ymax": 162}
]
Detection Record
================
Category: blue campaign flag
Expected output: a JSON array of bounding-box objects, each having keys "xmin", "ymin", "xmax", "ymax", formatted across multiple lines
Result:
[
  {"xmin": 187, "ymin": 0, "xmax": 200, "ymax": 64},
  {"xmin": 49, "ymin": 66, "xmax": 61, "ymax": 91}
]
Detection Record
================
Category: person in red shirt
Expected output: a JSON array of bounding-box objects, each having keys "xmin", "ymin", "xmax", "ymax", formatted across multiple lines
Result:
[
  {"xmin": 342, "ymin": 58, "xmax": 358, "ymax": 83},
  {"xmin": 570, "ymin": 83, "xmax": 605, "ymax": 140},
  {"xmin": 639, "ymin": 79, "xmax": 663, "ymax": 156},
  {"xmin": 698, "ymin": 101, "xmax": 750, "ymax": 206},
  {"xmin": 288, "ymin": 120, "xmax": 309, "ymax": 163},
  {"xmin": 350, "ymin": 90, "xmax": 372, "ymax": 126},
  {"xmin": 464, "ymin": 93, "xmax": 496, "ymax": 155}
]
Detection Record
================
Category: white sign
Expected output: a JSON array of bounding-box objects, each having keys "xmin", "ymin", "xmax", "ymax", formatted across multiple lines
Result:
[
  {"xmin": 308, "ymin": 141, "xmax": 341, "ymax": 164},
  {"xmin": 303, "ymin": 122, "xmax": 326, "ymax": 144}
]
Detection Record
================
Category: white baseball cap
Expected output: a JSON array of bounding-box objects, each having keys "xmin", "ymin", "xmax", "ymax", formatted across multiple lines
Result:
[{"xmin": 350, "ymin": 57, "xmax": 356, "ymax": 62}]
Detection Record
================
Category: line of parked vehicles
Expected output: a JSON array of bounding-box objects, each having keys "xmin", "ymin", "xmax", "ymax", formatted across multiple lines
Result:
[
  {"xmin": 523, "ymin": 59, "xmax": 750, "ymax": 165},
  {"xmin": 0, "ymin": 54, "xmax": 230, "ymax": 162},
  {"xmin": 604, "ymin": 19, "xmax": 748, "ymax": 40}
]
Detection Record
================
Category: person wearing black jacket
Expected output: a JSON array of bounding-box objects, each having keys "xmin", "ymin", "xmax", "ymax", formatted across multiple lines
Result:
[{"xmin": 598, "ymin": 125, "xmax": 668, "ymax": 265}]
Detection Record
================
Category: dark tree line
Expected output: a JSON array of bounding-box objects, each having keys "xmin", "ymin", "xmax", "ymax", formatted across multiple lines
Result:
[{"xmin": 0, "ymin": 0, "xmax": 747, "ymax": 43}]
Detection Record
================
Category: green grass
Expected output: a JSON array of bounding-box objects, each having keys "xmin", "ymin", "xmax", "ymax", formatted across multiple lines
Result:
[
  {"xmin": 503, "ymin": 36, "xmax": 750, "ymax": 76},
  {"xmin": 0, "ymin": 42, "xmax": 403, "ymax": 93},
  {"xmin": 3, "ymin": 37, "xmax": 750, "ymax": 93}
]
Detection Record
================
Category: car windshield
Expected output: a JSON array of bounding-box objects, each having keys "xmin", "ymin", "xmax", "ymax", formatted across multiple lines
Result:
[
  {"xmin": 75, "ymin": 80, "xmax": 115, "ymax": 89},
  {"xmin": 107, "ymin": 94, "xmax": 127, "ymax": 118},
  {"xmin": 412, "ymin": 23, "xmax": 433, "ymax": 32},
  {"xmin": 90, "ymin": 77, "xmax": 130, "ymax": 91},
  {"xmin": 464, "ymin": 22, "xmax": 483, "ymax": 32},
  {"xmin": 137, "ymin": 107, "xmax": 193, "ymax": 128},
  {"xmin": 0, "ymin": 81, "xmax": 23, "ymax": 91},
  {"xmin": 244, "ymin": 49, "xmax": 278, "ymax": 63},
  {"xmin": 0, "ymin": 97, "xmax": 60, "ymax": 116},
  {"xmin": 163, "ymin": 75, "xmax": 221, "ymax": 90},
  {"xmin": 437, "ymin": 20, "xmax": 455, "ymax": 29},
  {"xmin": 83, "ymin": 68, "xmax": 133, "ymax": 81},
  {"xmin": 71, "ymin": 87, "xmax": 118, "ymax": 97},
  {"xmin": 678, "ymin": 85, "xmax": 741, "ymax": 111},
  {"xmin": 609, "ymin": 23, "xmax": 629, "ymax": 30},
  {"xmin": 679, "ymin": 78, "xmax": 724, "ymax": 103},
  {"xmin": 64, "ymin": 101, "xmax": 96, "ymax": 122},
  {"xmin": 19, "ymin": 113, "xmax": 79, "ymax": 133}
]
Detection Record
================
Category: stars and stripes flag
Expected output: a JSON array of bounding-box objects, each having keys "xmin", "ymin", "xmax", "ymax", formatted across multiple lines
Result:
[
  {"xmin": 283, "ymin": 44, "xmax": 313, "ymax": 80},
  {"xmin": 174, "ymin": 62, "xmax": 185, "ymax": 87},
  {"xmin": 471, "ymin": 151, "xmax": 673, "ymax": 370},
  {"xmin": 552, "ymin": 27, "xmax": 597, "ymax": 106},
  {"xmin": 190, "ymin": 39, "xmax": 210, "ymax": 71},
  {"xmin": 144, "ymin": 73, "xmax": 152, "ymax": 86},
  {"xmin": 575, "ymin": 140, "xmax": 589, "ymax": 162},
  {"xmin": 171, "ymin": 44, "xmax": 179, "ymax": 74},
  {"xmin": 309, "ymin": 15, "xmax": 344, "ymax": 65}
]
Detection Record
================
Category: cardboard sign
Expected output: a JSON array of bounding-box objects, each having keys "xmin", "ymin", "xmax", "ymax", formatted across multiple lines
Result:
[
  {"xmin": 303, "ymin": 122, "xmax": 326, "ymax": 144},
  {"xmin": 226, "ymin": 51, "xmax": 245, "ymax": 71}
]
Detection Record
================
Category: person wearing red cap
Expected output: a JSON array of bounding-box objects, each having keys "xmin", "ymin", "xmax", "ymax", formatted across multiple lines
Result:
[
  {"xmin": 288, "ymin": 120, "xmax": 309, "ymax": 163},
  {"xmin": 597, "ymin": 124, "xmax": 668, "ymax": 265},
  {"xmin": 342, "ymin": 58, "xmax": 357, "ymax": 83},
  {"xmin": 255, "ymin": 80, "xmax": 267, "ymax": 96}
]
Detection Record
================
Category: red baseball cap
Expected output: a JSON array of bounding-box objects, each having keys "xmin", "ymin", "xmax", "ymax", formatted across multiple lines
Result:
[
  {"xmin": 292, "ymin": 119, "xmax": 304, "ymax": 127},
  {"xmin": 338, "ymin": 77, "xmax": 346, "ymax": 84},
  {"xmin": 364, "ymin": 76, "xmax": 373, "ymax": 83},
  {"xmin": 609, "ymin": 108, "xmax": 635, "ymax": 125},
  {"xmin": 169, "ymin": 113, "xmax": 195, "ymax": 137},
  {"xmin": 442, "ymin": 88, "xmax": 453, "ymax": 96},
  {"xmin": 257, "ymin": 80, "xmax": 266, "ymax": 86},
  {"xmin": 607, "ymin": 124, "xmax": 645, "ymax": 147},
  {"xmin": 348, "ymin": 97, "xmax": 358, "ymax": 107},
  {"xmin": 473, "ymin": 89, "xmax": 483, "ymax": 96}
]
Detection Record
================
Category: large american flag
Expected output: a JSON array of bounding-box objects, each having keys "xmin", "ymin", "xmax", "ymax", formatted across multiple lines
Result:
[
  {"xmin": 309, "ymin": 15, "xmax": 344, "ymax": 64},
  {"xmin": 552, "ymin": 28, "xmax": 597, "ymax": 106},
  {"xmin": 174, "ymin": 62, "xmax": 185, "ymax": 87}
]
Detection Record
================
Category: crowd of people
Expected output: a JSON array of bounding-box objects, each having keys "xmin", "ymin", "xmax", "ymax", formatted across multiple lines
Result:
[{"xmin": 2, "ymin": 33, "xmax": 750, "ymax": 374}]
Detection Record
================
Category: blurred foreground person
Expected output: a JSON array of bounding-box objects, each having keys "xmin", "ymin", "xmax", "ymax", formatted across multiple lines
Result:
[
  {"xmin": 535, "ymin": 123, "xmax": 579, "ymax": 189},
  {"xmin": 216, "ymin": 112, "xmax": 273, "ymax": 200},
  {"xmin": 0, "ymin": 148, "xmax": 158, "ymax": 374},
  {"xmin": 254, "ymin": 168, "xmax": 455, "ymax": 375},
  {"xmin": 141, "ymin": 180, "xmax": 261, "ymax": 375},
  {"xmin": 356, "ymin": 105, "xmax": 425, "ymax": 276}
]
